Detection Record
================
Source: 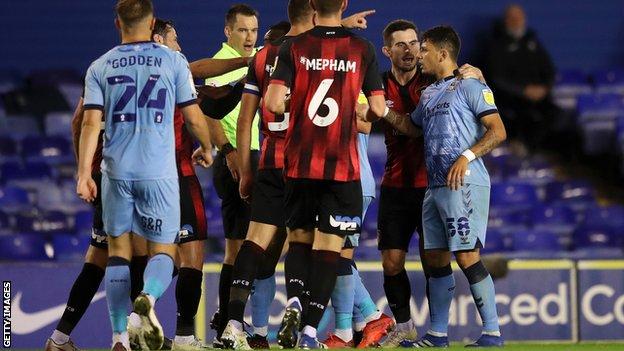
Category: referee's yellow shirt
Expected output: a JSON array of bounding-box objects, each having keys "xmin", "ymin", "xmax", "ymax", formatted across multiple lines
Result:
[{"xmin": 205, "ymin": 42, "xmax": 260, "ymax": 150}]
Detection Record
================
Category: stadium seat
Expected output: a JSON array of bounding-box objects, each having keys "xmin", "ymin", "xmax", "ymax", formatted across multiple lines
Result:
[
  {"xmin": 52, "ymin": 234, "xmax": 90, "ymax": 261},
  {"xmin": 490, "ymin": 182, "xmax": 538, "ymax": 212},
  {"xmin": 0, "ymin": 115, "xmax": 41, "ymax": 137},
  {"xmin": 545, "ymin": 180, "xmax": 595, "ymax": 206},
  {"xmin": 582, "ymin": 204, "xmax": 624, "ymax": 232},
  {"xmin": 22, "ymin": 135, "xmax": 73, "ymax": 165},
  {"xmin": 593, "ymin": 68, "xmax": 624, "ymax": 95},
  {"xmin": 44, "ymin": 112, "xmax": 73, "ymax": 137},
  {"xmin": 2, "ymin": 161, "xmax": 54, "ymax": 189},
  {"xmin": 573, "ymin": 225, "xmax": 620, "ymax": 249},
  {"xmin": 552, "ymin": 69, "xmax": 591, "ymax": 111},
  {"xmin": 531, "ymin": 204, "xmax": 577, "ymax": 235},
  {"xmin": 481, "ymin": 229, "xmax": 510, "ymax": 254},
  {"xmin": 576, "ymin": 93, "xmax": 624, "ymax": 122},
  {"xmin": 0, "ymin": 185, "xmax": 30, "ymax": 212},
  {"xmin": 74, "ymin": 210, "xmax": 94, "ymax": 237},
  {"xmin": 488, "ymin": 211, "xmax": 530, "ymax": 234},
  {"xmin": 512, "ymin": 229, "xmax": 562, "ymax": 252},
  {"xmin": 15, "ymin": 210, "xmax": 70, "ymax": 235},
  {"xmin": 0, "ymin": 234, "xmax": 50, "ymax": 260},
  {"xmin": 0, "ymin": 210, "xmax": 10, "ymax": 230}
]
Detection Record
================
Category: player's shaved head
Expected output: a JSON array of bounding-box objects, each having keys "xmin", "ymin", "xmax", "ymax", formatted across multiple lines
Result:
[
  {"xmin": 310, "ymin": 0, "xmax": 345, "ymax": 17},
  {"xmin": 422, "ymin": 25, "xmax": 461, "ymax": 61},
  {"xmin": 383, "ymin": 19, "xmax": 418, "ymax": 46},
  {"xmin": 115, "ymin": 0, "xmax": 154, "ymax": 28},
  {"xmin": 288, "ymin": 0, "xmax": 313, "ymax": 25}
]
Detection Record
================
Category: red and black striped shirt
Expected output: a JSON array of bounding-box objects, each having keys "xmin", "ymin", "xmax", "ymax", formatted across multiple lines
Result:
[
  {"xmin": 174, "ymin": 107, "xmax": 195, "ymax": 177},
  {"xmin": 380, "ymin": 70, "xmax": 429, "ymax": 188},
  {"xmin": 244, "ymin": 36, "xmax": 291, "ymax": 170},
  {"xmin": 271, "ymin": 26, "xmax": 384, "ymax": 182}
]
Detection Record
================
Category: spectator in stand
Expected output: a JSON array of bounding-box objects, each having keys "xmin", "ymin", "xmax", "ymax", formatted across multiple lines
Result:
[{"xmin": 486, "ymin": 4, "xmax": 559, "ymax": 150}]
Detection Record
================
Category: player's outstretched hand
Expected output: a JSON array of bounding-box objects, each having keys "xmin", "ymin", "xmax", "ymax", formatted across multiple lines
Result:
[
  {"xmin": 447, "ymin": 156, "xmax": 469, "ymax": 191},
  {"xmin": 342, "ymin": 10, "xmax": 376, "ymax": 29},
  {"xmin": 458, "ymin": 64, "xmax": 486, "ymax": 84},
  {"xmin": 76, "ymin": 176, "xmax": 97, "ymax": 202},
  {"xmin": 192, "ymin": 147, "xmax": 214, "ymax": 168},
  {"xmin": 239, "ymin": 169, "xmax": 253, "ymax": 203}
]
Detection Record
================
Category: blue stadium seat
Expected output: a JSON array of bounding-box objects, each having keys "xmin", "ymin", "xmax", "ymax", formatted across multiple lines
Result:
[
  {"xmin": 74, "ymin": 210, "xmax": 94, "ymax": 236},
  {"xmin": 481, "ymin": 229, "xmax": 509, "ymax": 254},
  {"xmin": 545, "ymin": 180, "xmax": 595, "ymax": 206},
  {"xmin": 573, "ymin": 225, "xmax": 620, "ymax": 249},
  {"xmin": 44, "ymin": 112, "xmax": 73, "ymax": 137},
  {"xmin": 0, "ymin": 185, "xmax": 30, "ymax": 210},
  {"xmin": 490, "ymin": 182, "xmax": 538, "ymax": 212},
  {"xmin": 0, "ymin": 115, "xmax": 41, "ymax": 137},
  {"xmin": 488, "ymin": 211, "xmax": 529, "ymax": 234},
  {"xmin": 52, "ymin": 234, "xmax": 90, "ymax": 261},
  {"xmin": 593, "ymin": 68, "xmax": 624, "ymax": 95},
  {"xmin": 552, "ymin": 69, "xmax": 592, "ymax": 111},
  {"xmin": 2, "ymin": 161, "xmax": 54, "ymax": 188},
  {"xmin": 532, "ymin": 204, "xmax": 577, "ymax": 235},
  {"xmin": 0, "ymin": 210, "xmax": 10, "ymax": 230},
  {"xmin": 512, "ymin": 229, "xmax": 562, "ymax": 252},
  {"xmin": 576, "ymin": 93, "xmax": 624, "ymax": 121},
  {"xmin": 22, "ymin": 135, "xmax": 73, "ymax": 165},
  {"xmin": 582, "ymin": 205, "xmax": 624, "ymax": 232},
  {"xmin": 15, "ymin": 210, "xmax": 70, "ymax": 235},
  {"xmin": 0, "ymin": 234, "xmax": 50, "ymax": 260}
]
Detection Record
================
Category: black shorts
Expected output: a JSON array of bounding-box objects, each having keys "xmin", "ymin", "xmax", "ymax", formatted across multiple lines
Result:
[
  {"xmin": 284, "ymin": 178, "xmax": 362, "ymax": 237},
  {"xmin": 89, "ymin": 172, "xmax": 108, "ymax": 249},
  {"xmin": 178, "ymin": 175, "xmax": 208, "ymax": 244},
  {"xmin": 377, "ymin": 186, "xmax": 426, "ymax": 251},
  {"xmin": 250, "ymin": 169, "xmax": 286, "ymax": 227},
  {"xmin": 213, "ymin": 150, "xmax": 259, "ymax": 240}
]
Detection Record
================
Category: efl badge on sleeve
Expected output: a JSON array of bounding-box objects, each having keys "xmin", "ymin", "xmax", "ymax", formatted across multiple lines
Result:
[{"xmin": 482, "ymin": 89, "xmax": 495, "ymax": 106}]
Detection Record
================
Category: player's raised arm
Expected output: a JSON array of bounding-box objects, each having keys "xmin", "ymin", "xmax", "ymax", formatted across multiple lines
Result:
[
  {"xmin": 190, "ymin": 57, "xmax": 252, "ymax": 79},
  {"xmin": 265, "ymin": 40, "xmax": 294, "ymax": 115},
  {"xmin": 71, "ymin": 97, "xmax": 84, "ymax": 163},
  {"xmin": 341, "ymin": 9, "xmax": 376, "ymax": 29}
]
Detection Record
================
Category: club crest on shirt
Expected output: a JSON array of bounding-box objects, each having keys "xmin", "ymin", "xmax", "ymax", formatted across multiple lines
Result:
[
  {"xmin": 446, "ymin": 80, "xmax": 459, "ymax": 92},
  {"xmin": 482, "ymin": 89, "xmax": 495, "ymax": 105}
]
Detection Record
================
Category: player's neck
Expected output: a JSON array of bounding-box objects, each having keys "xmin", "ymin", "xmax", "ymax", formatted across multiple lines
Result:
[
  {"xmin": 121, "ymin": 30, "xmax": 151, "ymax": 44},
  {"xmin": 435, "ymin": 63, "xmax": 458, "ymax": 81},
  {"xmin": 391, "ymin": 66, "xmax": 417, "ymax": 86},
  {"xmin": 315, "ymin": 13, "xmax": 342, "ymax": 27},
  {"xmin": 288, "ymin": 22, "xmax": 314, "ymax": 36}
]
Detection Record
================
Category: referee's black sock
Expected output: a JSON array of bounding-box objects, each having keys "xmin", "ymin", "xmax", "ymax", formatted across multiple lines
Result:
[
  {"xmin": 130, "ymin": 255, "xmax": 148, "ymax": 302},
  {"xmin": 175, "ymin": 267, "xmax": 203, "ymax": 336},
  {"xmin": 383, "ymin": 269, "xmax": 412, "ymax": 323},
  {"xmin": 303, "ymin": 250, "xmax": 339, "ymax": 329},
  {"xmin": 284, "ymin": 242, "xmax": 312, "ymax": 302},
  {"xmin": 218, "ymin": 263, "xmax": 234, "ymax": 336},
  {"xmin": 228, "ymin": 240, "xmax": 265, "ymax": 323},
  {"xmin": 55, "ymin": 263, "xmax": 105, "ymax": 335}
]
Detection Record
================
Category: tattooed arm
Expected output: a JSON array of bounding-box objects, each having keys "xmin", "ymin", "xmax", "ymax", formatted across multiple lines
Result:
[{"xmin": 471, "ymin": 112, "xmax": 506, "ymax": 157}]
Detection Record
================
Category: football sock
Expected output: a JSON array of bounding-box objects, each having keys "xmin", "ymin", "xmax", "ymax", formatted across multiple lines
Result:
[
  {"xmin": 428, "ymin": 264, "xmax": 455, "ymax": 335},
  {"xmin": 250, "ymin": 276, "xmax": 275, "ymax": 332},
  {"xmin": 130, "ymin": 255, "xmax": 148, "ymax": 302},
  {"xmin": 463, "ymin": 261, "xmax": 500, "ymax": 334},
  {"xmin": 105, "ymin": 256, "xmax": 131, "ymax": 334},
  {"xmin": 304, "ymin": 250, "xmax": 339, "ymax": 329},
  {"xmin": 302, "ymin": 325, "xmax": 317, "ymax": 338},
  {"xmin": 176, "ymin": 267, "xmax": 203, "ymax": 336},
  {"xmin": 228, "ymin": 241, "xmax": 264, "ymax": 323},
  {"xmin": 218, "ymin": 263, "xmax": 234, "ymax": 335},
  {"xmin": 383, "ymin": 269, "xmax": 412, "ymax": 323},
  {"xmin": 352, "ymin": 263, "xmax": 379, "ymax": 321},
  {"xmin": 332, "ymin": 257, "xmax": 355, "ymax": 338},
  {"xmin": 353, "ymin": 307, "xmax": 366, "ymax": 332},
  {"xmin": 55, "ymin": 262, "xmax": 104, "ymax": 335},
  {"xmin": 284, "ymin": 242, "xmax": 312, "ymax": 301},
  {"xmin": 143, "ymin": 253, "xmax": 174, "ymax": 300}
]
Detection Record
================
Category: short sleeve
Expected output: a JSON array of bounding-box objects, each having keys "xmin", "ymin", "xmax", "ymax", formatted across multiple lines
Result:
[
  {"xmin": 174, "ymin": 53, "xmax": 198, "ymax": 107},
  {"xmin": 270, "ymin": 40, "xmax": 294, "ymax": 88},
  {"xmin": 243, "ymin": 55, "xmax": 261, "ymax": 96},
  {"xmin": 83, "ymin": 63, "xmax": 104, "ymax": 111},
  {"xmin": 461, "ymin": 78, "xmax": 498, "ymax": 119},
  {"xmin": 410, "ymin": 99, "xmax": 424, "ymax": 127},
  {"xmin": 361, "ymin": 41, "xmax": 384, "ymax": 97}
]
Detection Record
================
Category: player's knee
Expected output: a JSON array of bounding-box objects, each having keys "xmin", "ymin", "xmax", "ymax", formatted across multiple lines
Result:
[
  {"xmin": 382, "ymin": 257, "xmax": 405, "ymax": 276},
  {"xmin": 84, "ymin": 245, "xmax": 108, "ymax": 269},
  {"xmin": 455, "ymin": 250, "xmax": 481, "ymax": 270}
]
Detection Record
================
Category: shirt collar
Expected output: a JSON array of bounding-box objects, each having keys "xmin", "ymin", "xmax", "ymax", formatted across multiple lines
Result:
[{"xmin": 221, "ymin": 42, "xmax": 256, "ymax": 57}]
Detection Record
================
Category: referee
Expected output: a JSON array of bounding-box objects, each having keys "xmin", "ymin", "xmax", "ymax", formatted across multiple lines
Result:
[{"xmin": 204, "ymin": 3, "xmax": 260, "ymax": 343}]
